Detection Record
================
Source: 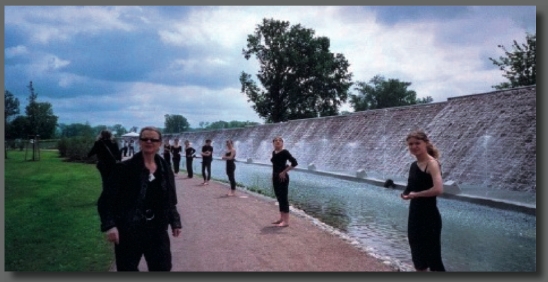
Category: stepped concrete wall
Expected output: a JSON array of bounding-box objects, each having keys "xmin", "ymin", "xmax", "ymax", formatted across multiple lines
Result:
[{"xmin": 166, "ymin": 86, "xmax": 536, "ymax": 193}]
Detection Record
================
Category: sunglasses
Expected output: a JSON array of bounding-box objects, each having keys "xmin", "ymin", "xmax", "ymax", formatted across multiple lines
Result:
[{"xmin": 140, "ymin": 138, "xmax": 161, "ymax": 143}]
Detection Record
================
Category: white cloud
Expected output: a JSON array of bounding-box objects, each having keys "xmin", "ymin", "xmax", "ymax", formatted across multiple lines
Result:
[{"xmin": 5, "ymin": 45, "xmax": 29, "ymax": 58}]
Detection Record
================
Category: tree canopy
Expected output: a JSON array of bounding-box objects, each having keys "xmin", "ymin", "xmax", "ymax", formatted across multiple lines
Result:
[
  {"xmin": 350, "ymin": 75, "xmax": 429, "ymax": 111},
  {"xmin": 240, "ymin": 18, "xmax": 353, "ymax": 123},
  {"xmin": 489, "ymin": 32, "xmax": 536, "ymax": 90},
  {"xmin": 164, "ymin": 114, "xmax": 190, "ymax": 133}
]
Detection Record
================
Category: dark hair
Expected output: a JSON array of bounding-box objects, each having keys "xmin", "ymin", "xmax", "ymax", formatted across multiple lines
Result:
[
  {"xmin": 139, "ymin": 126, "xmax": 162, "ymax": 141},
  {"xmin": 98, "ymin": 130, "xmax": 113, "ymax": 141},
  {"xmin": 205, "ymin": 139, "xmax": 211, "ymax": 143},
  {"xmin": 406, "ymin": 130, "xmax": 440, "ymax": 159}
]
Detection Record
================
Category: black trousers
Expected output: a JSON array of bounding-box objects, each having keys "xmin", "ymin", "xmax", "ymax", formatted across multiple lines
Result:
[
  {"xmin": 186, "ymin": 157, "xmax": 194, "ymax": 178},
  {"xmin": 115, "ymin": 227, "xmax": 172, "ymax": 271},
  {"xmin": 408, "ymin": 211, "xmax": 445, "ymax": 271},
  {"xmin": 97, "ymin": 162, "xmax": 115, "ymax": 191},
  {"xmin": 273, "ymin": 175, "xmax": 290, "ymax": 213},
  {"xmin": 202, "ymin": 160, "xmax": 212, "ymax": 181},
  {"xmin": 226, "ymin": 163, "xmax": 236, "ymax": 190},
  {"xmin": 172, "ymin": 157, "xmax": 181, "ymax": 174}
]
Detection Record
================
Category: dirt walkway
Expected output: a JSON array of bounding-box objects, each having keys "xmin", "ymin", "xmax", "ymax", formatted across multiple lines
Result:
[{"xmin": 110, "ymin": 174, "xmax": 399, "ymax": 272}]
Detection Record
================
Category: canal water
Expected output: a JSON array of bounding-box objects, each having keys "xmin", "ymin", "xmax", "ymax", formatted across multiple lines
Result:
[{"xmin": 183, "ymin": 160, "xmax": 536, "ymax": 272}]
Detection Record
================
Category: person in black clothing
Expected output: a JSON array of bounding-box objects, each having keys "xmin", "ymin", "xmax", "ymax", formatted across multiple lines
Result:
[
  {"xmin": 87, "ymin": 130, "xmax": 122, "ymax": 190},
  {"xmin": 184, "ymin": 140, "xmax": 196, "ymax": 178},
  {"xmin": 200, "ymin": 139, "xmax": 213, "ymax": 185},
  {"xmin": 162, "ymin": 139, "xmax": 172, "ymax": 170},
  {"xmin": 121, "ymin": 140, "xmax": 129, "ymax": 157},
  {"xmin": 127, "ymin": 139, "xmax": 135, "ymax": 156},
  {"xmin": 171, "ymin": 139, "xmax": 183, "ymax": 175},
  {"xmin": 221, "ymin": 139, "xmax": 237, "ymax": 196},
  {"xmin": 270, "ymin": 136, "xmax": 298, "ymax": 227},
  {"xmin": 97, "ymin": 126, "xmax": 182, "ymax": 271},
  {"xmin": 400, "ymin": 130, "xmax": 445, "ymax": 272}
]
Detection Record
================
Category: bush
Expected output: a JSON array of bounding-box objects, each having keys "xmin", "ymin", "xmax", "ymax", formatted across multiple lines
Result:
[{"xmin": 57, "ymin": 136, "xmax": 96, "ymax": 163}]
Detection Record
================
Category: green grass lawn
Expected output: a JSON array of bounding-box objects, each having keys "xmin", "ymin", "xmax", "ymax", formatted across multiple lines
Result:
[{"xmin": 4, "ymin": 150, "xmax": 113, "ymax": 271}]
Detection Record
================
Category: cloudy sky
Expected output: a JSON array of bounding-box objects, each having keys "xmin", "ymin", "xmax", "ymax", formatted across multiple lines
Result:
[{"xmin": 4, "ymin": 5, "xmax": 537, "ymax": 130}]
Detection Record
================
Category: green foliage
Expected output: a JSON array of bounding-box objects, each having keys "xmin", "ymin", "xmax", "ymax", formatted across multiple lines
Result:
[
  {"xmin": 58, "ymin": 122, "xmax": 95, "ymax": 138},
  {"xmin": 489, "ymin": 32, "xmax": 536, "ymax": 90},
  {"xmin": 4, "ymin": 90, "xmax": 20, "ymax": 123},
  {"xmin": 350, "ymin": 75, "xmax": 429, "ymax": 111},
  {"xmin": 4, "ymin": 150, "xmax": 113, "ymax": 271},
  {"xmin": 22, "ymin": 81, "xmax": 58, "ymax": 139},
  {"xmin": 197, "ymin": 120, "xmax": 261, "ymax": 130},
  {"xmin": 241, "ymin": 18, "xmax": 353, "ymax": 123},
  {"xmin": 58, "ymin": 136, "xmax": 96, "ymax": 163},
  {"xmin": 164, "ymin": 114, "xmax": 190, "ymax": 133}
]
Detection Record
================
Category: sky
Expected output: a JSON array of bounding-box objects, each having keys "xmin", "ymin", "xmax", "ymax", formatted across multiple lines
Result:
[{"xmin": 3, "ymin": 6, "xmax": 537, "ymax": 131}]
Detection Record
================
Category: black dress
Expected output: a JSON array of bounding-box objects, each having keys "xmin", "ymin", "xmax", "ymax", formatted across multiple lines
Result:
[{"xmin": 402, "ymin": 161, "xmax": 445, "ymax": 271}]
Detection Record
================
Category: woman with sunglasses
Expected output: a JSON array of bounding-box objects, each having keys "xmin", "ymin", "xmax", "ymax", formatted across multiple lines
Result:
[{"xmin": 98, "ymin": 126, "xmax": 182, "ymax": 271}]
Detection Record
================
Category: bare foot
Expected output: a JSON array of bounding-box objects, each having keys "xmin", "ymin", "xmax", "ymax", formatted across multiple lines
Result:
[
  {"xmin": 271, "ymin": 219, "xmax": 283, "ymax": 225},
  {"xmin": 276, "ymin": 222, "xmax": 289, "ymax": 227}
]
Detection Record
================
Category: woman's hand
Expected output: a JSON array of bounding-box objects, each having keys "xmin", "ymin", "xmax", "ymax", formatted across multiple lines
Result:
[
  {"xmin": 172, "ymin": 228, "xmax": 182, "ymax": 237},
  {"xmin": 278, "ymin": 171, "xmax": 287, "ymax": 182},
  {"xmin": 106, "ymin": 227, "xmax": 119, "ymax": 244}
]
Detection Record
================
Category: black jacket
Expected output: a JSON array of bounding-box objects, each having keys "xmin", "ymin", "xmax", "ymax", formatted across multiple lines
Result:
[
  {"xmin": 97, "ymin": 152, "xmax": 182, "ymax": 232},
  {"xmin": 88, "ymin": 139, "xmax": 122, "ymax": 165}
]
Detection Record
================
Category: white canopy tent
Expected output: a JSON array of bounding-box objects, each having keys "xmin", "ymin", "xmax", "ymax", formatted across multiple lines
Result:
[{"xmin": 121, "ymin": 132, "xmax": 139, "ymax": 138}]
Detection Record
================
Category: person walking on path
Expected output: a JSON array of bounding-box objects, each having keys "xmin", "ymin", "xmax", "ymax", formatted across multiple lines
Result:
[
  {"xmin": 162, "ymin": 139, "xmax": 172, "ymax": 171},
  {"xmin": 221, "ymin": 139, "xmax": 237, "ymax": 196},
  {"xmin": 184, "ymin": 140, "xmax": 196, "ymax": 178},
  {"xmin": 171, "ymin": 138, "xmax": 183, "ymax": 175},
  {"xmin": 200, "ymin": 139, "xmax": 213, "ymax": 185},
  {"xmin": 98, "ymin": 126, "xmax": 182, "ymax": 271},
  {"xmin": 270, "ymin": 136, "xmax": 298, "ymax": 227},
  {"xmin": 87, "ymin": 130, "xmax": 121, "ymax": 191},
  {"xmin": 400, "ymin": 130, "xmax": 446, "ymax": 272}
]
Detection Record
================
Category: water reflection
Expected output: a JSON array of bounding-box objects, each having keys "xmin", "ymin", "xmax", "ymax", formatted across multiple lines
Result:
[{"xmin": 188, "ymin": 160, "xmax": 536, "ymax": 272}]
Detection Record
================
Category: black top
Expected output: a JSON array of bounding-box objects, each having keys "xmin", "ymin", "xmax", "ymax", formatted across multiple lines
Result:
[
  {"xmin": 97, "ymin": 152, "xmax": 182, "ymax": 232},
  {"xmin": 87, "ymin": 139, "xmax": 121, "ymax": 165},
  {"xmin": 185, "ymin": 147, "xmax": 196, "ymax": 158},
  {"xmin": 171, "ymin": 146, "xmax": 182, "ymax": 158},
  {"xmin": 202, "ymin": 145, "xmax": 213, "ymax": 161},
  {"xmin": 403, "ymin": 161, "xmax": 442, "ymax": 227},
  {"xmin": 270, "ymin": 149, "xmax": 298, "ymax": 174}
]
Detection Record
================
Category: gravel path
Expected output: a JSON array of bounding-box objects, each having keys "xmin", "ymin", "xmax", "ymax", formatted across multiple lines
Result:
[{"xmin": 110, "ymin": 174, "xmax": 400, "ymax": 272}]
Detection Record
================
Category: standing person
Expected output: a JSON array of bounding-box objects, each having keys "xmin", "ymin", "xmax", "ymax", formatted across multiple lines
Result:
[
  {"xmin": 184, "ymin": 140, "xmax": 196, "ymax": 178},
  {"xmin": 97, "ymin": 126, "xmax": 182, "ymax": 271},
  {"xmin": 221, "ymin": 139, "xmax": 237, "ymax": 196},
  {"xmin": 122, "ymin": 140, "xmax": 128, "ymax": 158},
  {"xmin": 270, "ymin": 136, "xmax": 298, "ymax": 227},
  {"xmin": 171, "ymin": 139, "xmax": 183, "ymax": 175},
  {"xmin": 400, "ymin": 130, "xmax": 445, "ymax": 272},
  {"xmin": 200, "ymin": 139, "xmax": 213, "ymax": 185},
  {"xmin": 163, "ymin": 139, "xmax": 172, "ymax": 171},
  {"xmin": 87, "ymin": 130, "xmax": 121, "ymax": 190},
  {"xmin": 128, "ymin": 139, "xmax": 135, "ymax": 156}
]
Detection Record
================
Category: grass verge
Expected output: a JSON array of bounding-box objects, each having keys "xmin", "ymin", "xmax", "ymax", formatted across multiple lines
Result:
[{"xmin": 4, "ymin": 150, "xmax": 113, "ymax": 271}]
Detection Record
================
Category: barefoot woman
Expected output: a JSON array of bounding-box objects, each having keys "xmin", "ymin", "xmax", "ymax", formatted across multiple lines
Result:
[{"xmin": 270, "ymin": 136, "xmax": 298, "ymax": 227}]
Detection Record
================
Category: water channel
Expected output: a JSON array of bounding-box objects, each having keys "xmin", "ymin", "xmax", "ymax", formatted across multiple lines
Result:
[{"xmin": 182, "ymin": 160, "xmax": 536, "ymax": 272}]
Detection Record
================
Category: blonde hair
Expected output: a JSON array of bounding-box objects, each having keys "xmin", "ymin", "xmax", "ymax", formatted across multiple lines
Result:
[{"xmin": 406, "ymin": 130, "xmax": 440, "ymax": 159}]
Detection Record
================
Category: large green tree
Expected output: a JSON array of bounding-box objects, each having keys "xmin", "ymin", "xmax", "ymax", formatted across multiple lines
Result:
[
  {"xmin": 489, "ymin": 32, "xmax": 536, "ymax": 90},
  {"xmin": 5, "ymin": 90, "xmax": 21, "ymax": 138},
  {"xmin": 240, "ymin": 18, "xmax": 353, "ymax": 123},
  {"xmin": 350, "ymin": 75, "xmax": 429, "ymax": 111},
  {"xmin": 24, "ymin": 82, "xmax": 58, "ymax": 139},
  {"xmin": 164, "ymin": 114, "xmax": 190, "ymax": 133}
]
